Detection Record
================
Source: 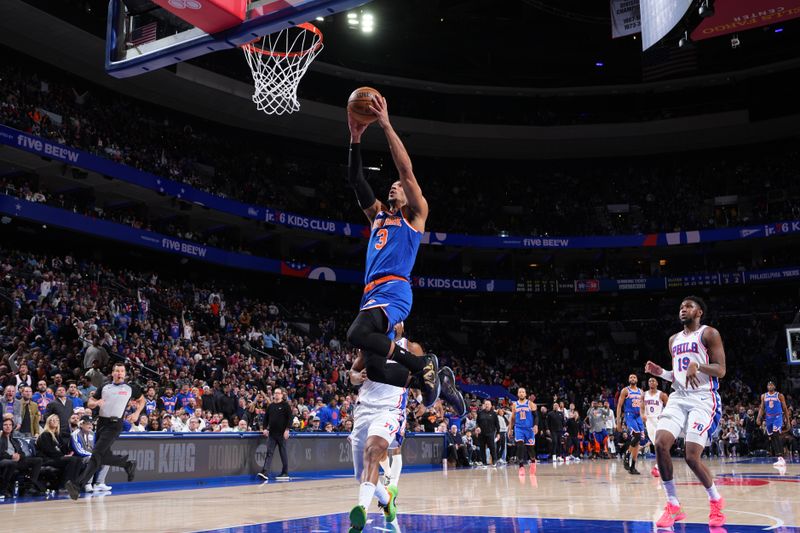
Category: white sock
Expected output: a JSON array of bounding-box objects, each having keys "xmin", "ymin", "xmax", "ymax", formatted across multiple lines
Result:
[
  {"xmin": 373, "ymin": 481, "xmax": 390, "ymax": 505},
  {"xmin": 358, "ymin": 482, "xmax": 376, "ymax": 509},
  {"xmin": 379, "ymin": 457, "xmax": 391, "ymax": 476},
  {"xmin": 662, "ymin": 479, "xmax": 680, "ymax": 506},
  {"xmin": 389, "ymin": 456, "xmax": 403, "ymax": 487},
  {"xmin": 706, "ymin": 483, "xmax": 721, "ymax": 501}
]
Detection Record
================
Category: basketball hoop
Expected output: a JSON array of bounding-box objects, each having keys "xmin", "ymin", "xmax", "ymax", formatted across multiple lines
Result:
[{"xmin": 242, "ymin": 23, "xmax": 323, "ymax": 116}]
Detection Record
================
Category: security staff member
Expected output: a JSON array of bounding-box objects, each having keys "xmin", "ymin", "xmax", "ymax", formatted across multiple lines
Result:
[{"xmin": 65, "ymin": 362, "xmax": 145, "ymax": 500}]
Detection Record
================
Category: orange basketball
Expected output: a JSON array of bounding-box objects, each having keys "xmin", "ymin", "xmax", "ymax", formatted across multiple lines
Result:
[{"xmin": 347, "ymin": 86, "xmax": 381, "ymax": 124}]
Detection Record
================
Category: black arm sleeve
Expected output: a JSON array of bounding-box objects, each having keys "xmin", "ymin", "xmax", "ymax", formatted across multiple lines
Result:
[
  {"xmin": 348, "ymin": 143, "xmax": 376, "ymax": 209},
  {"xmin": 130, "ymin": 383, "xmax": 144, "ymax": 400}
]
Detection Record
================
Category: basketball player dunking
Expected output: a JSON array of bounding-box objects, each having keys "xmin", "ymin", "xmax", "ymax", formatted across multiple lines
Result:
[
  {"xmin": 616, "ymin": 374, "xmax": 644, "ymax": 475},
  {"xmin": 757, "ymin": 380, "xmax": 790, "ymax": 467},
  {"xmin": 642, "ymin": 377, "xmax": 668, "ymax": 477},
  {"xmin": 645, "ymin": 296, "xmax": 726, "ymax": 528},
  {"xmin": 345, "ymin": 96, "xmax": 440, "ymax": 407}
]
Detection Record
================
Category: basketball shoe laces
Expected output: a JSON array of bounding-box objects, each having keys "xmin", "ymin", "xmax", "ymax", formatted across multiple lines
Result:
[
  {"xmin": 709, "ymin": 498, "xmax": 726, "ymax": 526},
  {"xmin": 656, "ymin": 503, "xmax": 685, "ymax": 527}
]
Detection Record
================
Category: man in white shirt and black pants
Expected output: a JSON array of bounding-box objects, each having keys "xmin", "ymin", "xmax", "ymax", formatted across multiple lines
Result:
[{"xmin": 66, "ymin": 362, "xmax": 145, "ymax": 500}]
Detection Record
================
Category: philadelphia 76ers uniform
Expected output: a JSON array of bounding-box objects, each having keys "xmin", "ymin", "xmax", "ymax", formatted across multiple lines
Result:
[
  {"xmin": 350, "ymin": 339, "xmax": 409, "ymax": 480},
  {"xmin": 764, "ymin": 392, "xmax": 784, "ymax": 434},
  {"xmin": 658, "ymin": 325, "xmax": 722, "ymax": 447},
  {"xmin": 644, "ymin": 390, "xmax": 664, "ymax": 442},
  {"xmin": 623, "ymin": 386, "xmax": 645, "ymax": 434},
  {"xmin": 359, "ymin": 209, "xmax": 422, "ymax": 333}
]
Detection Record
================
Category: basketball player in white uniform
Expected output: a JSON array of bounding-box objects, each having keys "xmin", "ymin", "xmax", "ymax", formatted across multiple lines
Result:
[
  {"xmin": 641, "ymin": 377, "xmax": 668, "ymax": 477},
  {"xmin": 645, "ymin": 296, "xmax": 726, "ymax": 528},
  {"xmin": 348, "ymin": 345, "xmax": 405, "ymax": 531}
]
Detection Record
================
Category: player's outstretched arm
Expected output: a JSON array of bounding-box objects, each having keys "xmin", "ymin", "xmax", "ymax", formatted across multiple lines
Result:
[
  {"xmin": 348, "ymin": 114, "xmax": 383, "ymax": 223},
  {"xmin": 369, "ymin": 96, "xmax": 428, "ymax": 231}
]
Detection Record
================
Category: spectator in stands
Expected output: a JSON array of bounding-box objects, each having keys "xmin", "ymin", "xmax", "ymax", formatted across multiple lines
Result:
[
  {"xmin": 13, "ymin": 385, "xmax": 40, "ymax": 437},
  {"xmin": 71, "ymin": 416, "xmax": 111, "ymax": 493},
  {"xmin": 447, "ymin": 424, "xmax": 469, "ymax": 467},
  {"xmin": 186, "ymin": 417, "xmax": 202, "ymax": 433},
  {"xmin": 67, "ymin": 383, "xmax": 85, "ymax": 410},
  {"xmin": 44, "ymin": 385, "xmax": 74, "ymax": 447},
  {"xmin": 32, "ymin": 381, "xmax": 53, "ymax": 417},
  {"xmin": 77, "ymin": 376, "xmax": 96, "ymax": 403},
  {"xmin": 83, "ymin": 337, "xmax": 109, "ymax": 370},
  {"xmin": 0, "ymin": 416, "xmax": 45, "ymax": 497},
  {"xmin": 14, "ymin": 364, "xmax": 33, "ymax": 390},
  {"xmin": 36, "ymin": 414, "xmax": 82, "ymax": 490},
  {"xmin": 161, "ymin": 414, "xmax": 175, "ymax": 433},
  {"xmin": 2, "ymin": 386, "xmax": 17, "ymax": 418}
]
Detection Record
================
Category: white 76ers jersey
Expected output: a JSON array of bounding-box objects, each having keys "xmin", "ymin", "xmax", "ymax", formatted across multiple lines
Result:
[
  {"xmin": 357, "ymin": 338, "xmax": 409, "ymax": 411},
  {"xmin": 644, "ymin": 390, "xmax": 664, "ymax": 417},
  {"xmin": 669, "ymin": 325, "xmax": 718, "ymax": 394}
]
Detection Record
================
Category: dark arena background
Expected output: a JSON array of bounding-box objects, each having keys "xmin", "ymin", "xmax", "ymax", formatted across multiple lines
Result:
[{"xmin": 1, "ymin": 0, "xmax": 800, "ymax": 531}]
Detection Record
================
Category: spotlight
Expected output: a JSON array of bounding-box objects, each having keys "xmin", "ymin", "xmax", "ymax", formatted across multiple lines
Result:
[{"xmin": 698, "ymin": 0, "xmax": 714, "ymax": 18}]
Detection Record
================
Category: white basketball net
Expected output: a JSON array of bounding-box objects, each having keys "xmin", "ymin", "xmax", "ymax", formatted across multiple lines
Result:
[{"xmin": 242, "ymin": 23, "xmax": 323, "ymax": 116}]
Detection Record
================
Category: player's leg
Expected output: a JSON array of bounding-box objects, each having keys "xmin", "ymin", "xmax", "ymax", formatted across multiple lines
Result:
[
  {"xmin": 646, "ymin": 420, "xmax": 660, "ymax": 477},
  {"xmin": 347, "ymin": 309, "xmax": 416, "ymax": 386},
  {"xmin": 350, "ymin": 412, "xmax": 400, "ymax": 530},
  {"xmin": 347, "ymin": 308, "xmax": 439, "ymax": 405},
  {"xmin": 685, "ymin": 398, "xmax": 725, "ymax": 526},
  {"xmin": 387, "ymin": 447, "xmax": 403, "ymax": 487},
  {"xmin": 654, "ymin": 396, "xmax": 691, "ymax": 527}
]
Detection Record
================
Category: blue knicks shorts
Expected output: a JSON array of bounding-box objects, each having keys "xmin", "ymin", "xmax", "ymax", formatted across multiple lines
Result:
[
  {"xmin": 765, "ymin": 415, "xmax": 783, "ymax": 435},
  {"xmin": 625, "ymin": 413, "xmax": 644, "ymax": 434},
  {"xmin": 592, "ymin": 430, "xmax": 608, "ymax": 444},
  {"xmin": 360, "ymin": 279, "xmax": 412, "ymax": 335},
  {"xmin": 514, "ymin": 427, "xmax": 535, "ymax": 445}
]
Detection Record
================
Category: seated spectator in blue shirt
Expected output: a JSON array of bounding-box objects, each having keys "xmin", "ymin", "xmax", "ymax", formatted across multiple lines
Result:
[
  {"xmin": 66, "ymin": 383, "xmax": 84, "ymax": 410},
  {"xmin": 71, "ymin": 416, "xmax": 111, "ymax": 492}
]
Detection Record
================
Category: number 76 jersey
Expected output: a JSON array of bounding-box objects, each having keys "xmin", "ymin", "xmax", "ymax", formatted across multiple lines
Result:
[{"xmin": 670, "ymin": 325, "xmax": 718, "ymax": 394}]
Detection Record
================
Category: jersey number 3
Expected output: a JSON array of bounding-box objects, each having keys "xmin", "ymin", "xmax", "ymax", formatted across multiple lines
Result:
[{"xmin": 374, "ymin": 228, "xmax": 389, "ymax": 250}]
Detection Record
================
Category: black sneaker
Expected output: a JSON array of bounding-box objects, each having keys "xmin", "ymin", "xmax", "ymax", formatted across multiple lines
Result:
[
  {"xmin": 257, "ymin": 472, "xmax": 269, "ymax": 482},
  {"xmin": 438, "ymin": 366, "xmax": 466, "ymax": 418},
  {"xmin": 65, "ymin": 480, "xmax": 80, "ymax": 501},
  {"xmin": 124, "ymin": 460, "xmax": 137, "ymax": 482},
  {"xmin": 629, "ymin": 465, "xmax": 641, "ymax": 475},
  {"xmin": 418, "ymin": 353, "xmax": 440, "ymax": 408}
]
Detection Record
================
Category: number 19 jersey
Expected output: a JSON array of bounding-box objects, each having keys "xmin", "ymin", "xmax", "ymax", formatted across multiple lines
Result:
[{"xmin": 670, "ymin": 325, "xmax": 718, "ymax": 394}]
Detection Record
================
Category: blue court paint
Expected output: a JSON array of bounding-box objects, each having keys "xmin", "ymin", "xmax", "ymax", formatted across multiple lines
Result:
[{"xmin": 196, "ymin": 514, "xmax": 800, "ymax": 533}]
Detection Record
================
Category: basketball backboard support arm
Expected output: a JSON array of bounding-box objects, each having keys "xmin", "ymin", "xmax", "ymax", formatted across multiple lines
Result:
[{"xmin": 105, "ymin": 0, "xmax": 371, "ymax": 78}]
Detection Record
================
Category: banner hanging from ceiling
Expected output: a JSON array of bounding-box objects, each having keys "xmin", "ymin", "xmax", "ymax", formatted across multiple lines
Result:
[{"xmin": 611, "ymin": 0, "xmax": 642, "ymax": 38}]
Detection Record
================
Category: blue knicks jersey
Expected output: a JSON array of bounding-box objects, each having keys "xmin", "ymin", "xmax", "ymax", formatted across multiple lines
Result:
[
  {"xmin": 364, "ymin": 209, "xmax": 422, "ymax": 284},
  {"xmin": 765, "ymin": 392, "xmax": 783, "ymax": 417},
  {"xmin": 624, "ymin": 387, "xmax": 643, "ymax": 417},
  {"xmin": 514, "ymin": 400, "xmax": 534, "ymax": 429}
]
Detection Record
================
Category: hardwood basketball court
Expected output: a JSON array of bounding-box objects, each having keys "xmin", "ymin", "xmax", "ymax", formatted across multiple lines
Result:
[{"xmin": 3, "ymin": 457, "xmax": 798, "ymax": 532}]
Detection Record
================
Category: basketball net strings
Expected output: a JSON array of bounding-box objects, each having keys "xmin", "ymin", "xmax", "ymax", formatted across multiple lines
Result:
[{"xmin": 244, "ymin": 27, "xmax": 323, "ymax": 115}]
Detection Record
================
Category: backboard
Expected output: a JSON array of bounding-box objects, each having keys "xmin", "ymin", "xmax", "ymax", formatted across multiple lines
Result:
[{"xmin": 105, "ymin": 0, "xmax": 370, "ymax": 78}]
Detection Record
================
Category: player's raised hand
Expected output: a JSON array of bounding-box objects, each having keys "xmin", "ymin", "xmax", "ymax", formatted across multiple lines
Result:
[
  {"xmin": 368, "ymin": 95, "xmax": 390, "ymax": 129},
  {"xmin": 645, "ymin": 361, "xmax": 662, "ymax": 376},
  {"xmin": 686, "ymin": 362, "xmax": 700, "ymax": 389},
  {"xmin": 348, "ymin": 112, "xmax": 369, "ymax": 142}
]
